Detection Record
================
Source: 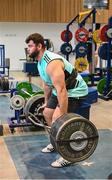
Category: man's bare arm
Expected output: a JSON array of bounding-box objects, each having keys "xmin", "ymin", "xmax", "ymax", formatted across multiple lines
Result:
[
  {"xmin": 46, "ymin": 60, "xmax": 68, "ymax": 115},
  {"xmin": 43, "ymin": 81, "xmax": 52, "ymax": 104}
]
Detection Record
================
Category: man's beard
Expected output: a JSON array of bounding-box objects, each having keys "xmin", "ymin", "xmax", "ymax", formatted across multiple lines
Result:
[{"xmin": 29, "ymin": 50, "xmax": 39, "ymax": 59}]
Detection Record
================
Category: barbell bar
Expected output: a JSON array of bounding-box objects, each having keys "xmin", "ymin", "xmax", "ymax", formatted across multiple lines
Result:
[{"xmin": 28, "ymin": 112, "xmax": 98, "ymax": 143}]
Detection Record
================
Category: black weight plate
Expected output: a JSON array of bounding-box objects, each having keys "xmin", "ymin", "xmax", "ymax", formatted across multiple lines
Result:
[
  {"xmin": 50, "ymin": 113, "xmax": 99, "ymax": 163},
  {"xmin": 24, "ymin": 95, "xmax": 46, "ymax": 124}
]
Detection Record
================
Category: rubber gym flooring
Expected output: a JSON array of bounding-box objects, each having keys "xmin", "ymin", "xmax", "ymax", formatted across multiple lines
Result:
[{"xmin": 0, "ymin": 71, "xmax": 112, "ymax": 179}]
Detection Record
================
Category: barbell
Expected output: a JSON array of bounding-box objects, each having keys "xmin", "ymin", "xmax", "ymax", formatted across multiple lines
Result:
[
  {"xmin": 10, "ymin": 82, "xmax": 44, "ymax": 110},
  {"xmin": 25, "ymin": 96, "xmax": 99, "ymax": 163}
]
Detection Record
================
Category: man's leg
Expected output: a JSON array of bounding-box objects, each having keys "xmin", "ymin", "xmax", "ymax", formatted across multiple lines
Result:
[
  {"xmin": 43, "ymin": 107, "xmax": 55, "ymax": 126},
  {"xmin": 41, "ymin": 94, "xmax": 58, "ymax": 153},
  {"xmin": 50, "ymin": 106, "xmax": 73, "ymax": 168},
  {"xmin": 43, "ymin": 93, "xmax": 58, "ymax": 126},
  {"xmin": 51, "ymin": 98, "xmax": 84, "ymax": 168}
]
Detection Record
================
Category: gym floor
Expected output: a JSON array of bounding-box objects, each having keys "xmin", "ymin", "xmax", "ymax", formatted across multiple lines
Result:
[{"xmin": 0, "ymin": 71, "xmax": 112, "ymax": 179}]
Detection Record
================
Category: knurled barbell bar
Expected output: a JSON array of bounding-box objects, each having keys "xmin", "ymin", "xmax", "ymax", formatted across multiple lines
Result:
[{"xmin": 24, "ymin": 96, "xmax": 99, "ymax": 163}]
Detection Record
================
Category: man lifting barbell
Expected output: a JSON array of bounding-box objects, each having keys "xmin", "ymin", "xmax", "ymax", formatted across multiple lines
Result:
[{"xmin": 25, "ymin": 33, "xmax": 88, "ymax": 168}]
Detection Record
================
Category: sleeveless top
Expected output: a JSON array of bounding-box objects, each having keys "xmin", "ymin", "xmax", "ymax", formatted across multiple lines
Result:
[{"xmin": 38, "ymin": 50, "xmax": 88, "ymax": 98}]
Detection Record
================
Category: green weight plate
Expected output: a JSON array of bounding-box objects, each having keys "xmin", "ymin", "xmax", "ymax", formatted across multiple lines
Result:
[
  {"xmin": 97, "ymin": 78, "xmax": 106, "ymax": 95},
  {"xmin": 83, "ymin": 76, "xmax": 90, "ymax": 84},
  {"xmin": 32, "ymin": 91, "xmax": 44, "ymax": 96},
  {"xmin": 16, "ymin": 81, "xmax": 33, "ymax": 99}
]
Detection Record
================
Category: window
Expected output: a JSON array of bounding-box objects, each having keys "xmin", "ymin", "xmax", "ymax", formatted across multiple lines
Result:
[{"xmin": 83, "ymin": 0, "xmax": 109, "ymax": 9}]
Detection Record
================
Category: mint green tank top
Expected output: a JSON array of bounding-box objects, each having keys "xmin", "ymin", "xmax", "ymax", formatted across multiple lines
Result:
[{"xmin": 38, "ymin": 50, "xmax": 88, "ymax": 97}]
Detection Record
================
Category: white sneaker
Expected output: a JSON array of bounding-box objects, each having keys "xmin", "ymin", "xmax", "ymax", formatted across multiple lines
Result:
[
  {"xmin": 51, "ymin": 157, "xmax": 73, "ymax": 168},
  {"xmin": 41, "ymin": 143, "xmax": 55, "ymax": 153}
]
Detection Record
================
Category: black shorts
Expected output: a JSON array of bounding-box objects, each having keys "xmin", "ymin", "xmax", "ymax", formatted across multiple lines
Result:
[{"xmin": 46, "ymin": 94, "xmax": 86, "ymax": 113}]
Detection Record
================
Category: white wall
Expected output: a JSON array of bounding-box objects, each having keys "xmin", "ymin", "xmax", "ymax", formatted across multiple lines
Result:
[{"xmin": 0, "ymin": 22, "xmax": 92, "ymax": 71}]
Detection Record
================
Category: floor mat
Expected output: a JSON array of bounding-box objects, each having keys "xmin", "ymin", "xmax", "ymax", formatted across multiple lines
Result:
[{"xmin": 4, "ymin": 129, "xmax": 112, "ymax": 179}]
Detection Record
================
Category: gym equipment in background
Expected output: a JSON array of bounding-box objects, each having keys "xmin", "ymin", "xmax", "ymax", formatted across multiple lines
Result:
[
  {"xmin": 75, "ymin": 27, "xmax": 89, "ymax": 42},
  {"xmin": 60, "ymin": 43, "xmax": 73, "ymax": 55},
  {"xmin": 0, "ymin": 45, "xmax": 10, "ymax": 77},
  {"xmin": 97, "ymin": 17, "xmax": 112, "ymax": 100},
  {"xmin": 75, "ymin": 57, "xmax": 88, "ymax": 72},
  {"xmin": 75, "ymin": 42, "xmax": 88, "ymax": 57},
  {"xmin": 60, "ymin": 8, "xmax": 97, "ymax": 63},
  {"xmin": 92, "ymin": 30, "xmax": 102, "ymax": 44},
  {"xmin": 8, "ymin": 81, "xmax": 45, "ymax": 133},
  {"xmin": 0, "ymin": 76, "xmax": 9, "ymax": 91},
  {"xmin": 61, "ymin": 30, "xmax": 73, "ymax": 42}
]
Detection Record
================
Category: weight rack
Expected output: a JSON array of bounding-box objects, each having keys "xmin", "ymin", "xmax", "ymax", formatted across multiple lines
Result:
[{"xmin": 8, "ymin": 88, "xmax": 33, "ymax": 133}]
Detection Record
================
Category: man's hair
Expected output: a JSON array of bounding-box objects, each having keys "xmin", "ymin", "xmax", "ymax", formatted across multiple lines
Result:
[{"xmin": 25, "ymin": 33, "xmax": 45, "ymax": 48}]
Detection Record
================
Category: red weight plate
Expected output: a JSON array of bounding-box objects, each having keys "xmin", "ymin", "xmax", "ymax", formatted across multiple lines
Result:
[
  {"xmin": 99, "ymin": 25, "xmax": 108, "ymax": 42},
  {"xmin": 75, "ymin": 28, "xmax": 89, "ymax": 42},
  {"xmin": 61, "ymin": 30, "xmax": 73, "ymax": 42}
]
